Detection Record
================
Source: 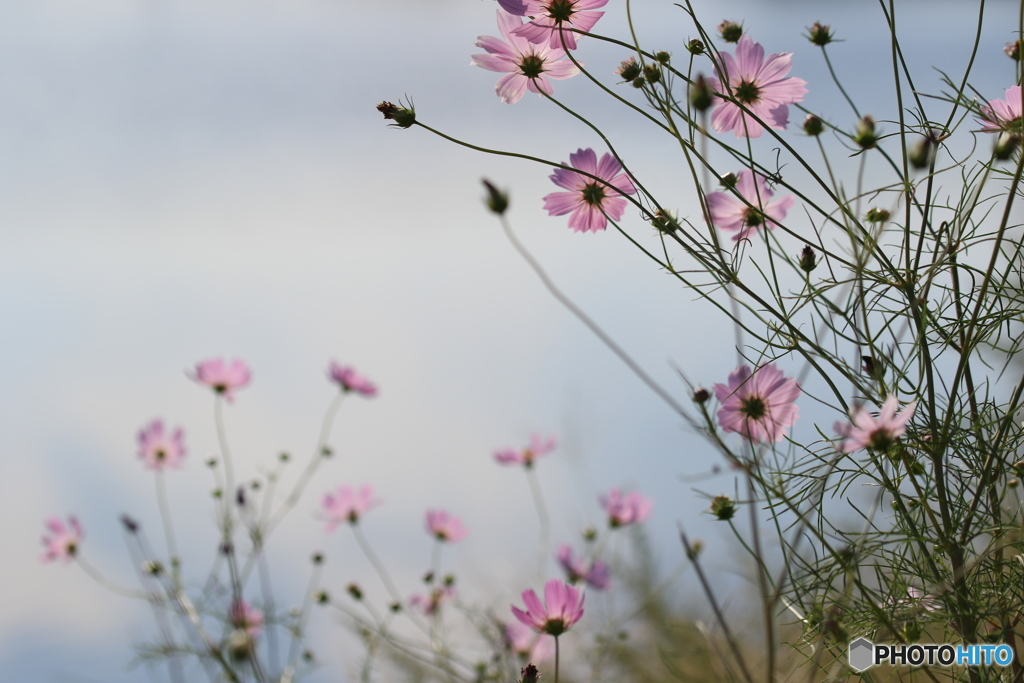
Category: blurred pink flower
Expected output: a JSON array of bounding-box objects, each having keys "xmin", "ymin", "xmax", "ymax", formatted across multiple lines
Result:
[
  {"xmin": 496, "ymin": 0, "xmax": 607, "ymax": 51},
  {"xmin": 543, "ymin": 148, "xmax": 636, "ymax": 233},
  {"xmin": 714, "ymin": 364, "xmax": 800, "ymax": 444},
  {"xmin": 707, "ymin": 35, "xmax": 807, "ymax": 138},
  {"xmin": 494, "ymin": 433, "xmax": 558, "ymax": 468},
  {"xmin": 137, "ymin": 419, "xmax": 187, "ymax": 471},
  {"xmin": 977, "ymin": 85, "xmax": 1023, "ymax": 133},
  {"xmin": 410, "ymin": 586, "xmax": 455, "ymax": 616},
  {"xmin": 327, "ymin": 361, "xmax": 378, "ymax": 397},
  {"xmin": 41, "ymin": 516, "xmax": 82, "ymax": 563},
  {"xmin": 599, "ymin": 488, "xmax": 653, "ymax": 528},
  {"xmin": 425, "ymin": 509, "xmax": 468, "ymax": 543},
  {"xmin": 557, "ymin": 544, "xmax": 610, "ymax": 590},
  {"xmin": 503, "ymin": 621, "xmax": 554, "ymax": 661},
  {"xmin": 511, "ymin": 578, "xmax": 585, "ymax": 636},
  {"xmin": 471, "ymin": 10, "xmax": 581, "ymax": 105},
  {"xmin": 834, "ymin": 395, "xmax": 916, "ymax": 453},
  {"xmin": 706, "ymin": 169, "xmax": 794, "ymax": 242},
  {"xmin": 229, "ymin": 599, "xmax": 264, "ymax": 638},
  {"xmin": 190, "ymin": 358, "xmax": 251, "ymax": 402},
  {"xmin": 322, "ymin": 485, "xmax": 381, "ymax": 531}
]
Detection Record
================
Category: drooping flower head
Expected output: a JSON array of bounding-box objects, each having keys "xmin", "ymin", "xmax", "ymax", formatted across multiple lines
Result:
[
  {"xmin": 977, "ymin": 85, "xmax": 1024, "ymax": 135},
  {"xmin": 714, "ymin": 364, "xmax": 801, "ymax": 444},
  {"xmin": 543, "ymin": 148, "xmax": 636, "ymax": 233},
  {"xmin": 599, "ymin": 488, "xmax": 653, "ymax": 528},
  {"xmin": 410, "ymin": 586, "xmax": 456, "ymax": 616},
  {"xmin": 706, "ymin": 35, "xmax": 808, "ymax": 138},
  {"xmin": 835, "ymin": 395, "xmax": 916, "ymax": 453},
  {"xmin": 471, "ymin": 10, "xmax": 581, "ymax": 105},
  {"xmin": 190, "ymin": 358, "xmax": 251, "ymax": 402},
  {"xmin": 706, "ymin": 169, "xmax": 795, "ymax": 242},
  {"xmin": 229, "ymin": 600, "xmax": 264, "ymax": 638},
  {"xmin": 322, "ymin": 485, "xmax": 381, "ymax": 531},
  {"xmin": 137, "ymin": 419, "xmax": 187, "ymax": 471},
  {"xmin": 425, "ymin": 509, "xmax": 468, "ymax": 543},
  {"xmin": 496, "ymin": 0, "xmax": 608, "ymax": 51},
  {"xmin": 511, "ymin": 578, "xmax": 585, "ymax": 636},
  {"xmin": 556, "ymin": 544, "xmax": 610, "ymax": 590},
  {"xmin": 494, "ymin": 433, "xmax": 558, "ymax": 468},
  {"xmin": 41, "ymin": 516, "xmax": 83, "ymax": 563},
  {"xmin": 503, "ymin": 620, "xmax": 554, "ymax": 661},
  {"xmin": 327, "ymin": 361, "xmax": 378, "ymax": 397}
]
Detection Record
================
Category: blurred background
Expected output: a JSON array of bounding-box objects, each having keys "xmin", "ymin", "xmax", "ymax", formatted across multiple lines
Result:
[{"xmin": 0, "ymin": 0, "xmax": 1018, "ymax": 679}]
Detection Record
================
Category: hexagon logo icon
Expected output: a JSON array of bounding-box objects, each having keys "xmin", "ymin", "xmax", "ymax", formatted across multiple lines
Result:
[{"xmin": 849, "ymin": 637, "xmax": 874, "ymax": 672}]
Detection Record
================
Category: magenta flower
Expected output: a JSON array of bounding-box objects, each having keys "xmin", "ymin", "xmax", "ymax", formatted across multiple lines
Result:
[
  {"xmin": 543, "ymin": 148, "xmax": 636, "ymax": 233},
  {"xmin": 706, "ymin": 169, "xmax": 795, "ymax": 242},
  {"xmin": 425, "ymin": 509, "xmax": 468, "ymax": 543},
  {"xmin": 977, "ymin": 86, "xmax": 1024, "ymax": 134},
  {"xmin": 327, "ymin": 361, "xmax": 378, "ymax": 397},
  {"xmin": 496, "ymin": 0, "xmax": 607, "ymax": 51},
  {"xmin": 410, "ymin": 586, "xmax": 455, "ymax": 616},
  {"xmin": 137, "ymin": 419, "xmax": 187, "ymax": 471},
  {"xmin": 599, "ymin": 488, "xmax": 653, "ymax": 528},
  {"xmin": 834, "ymin": 395, "xmax": 916, "ymax": 453},
  {"xmin": 706, "ymin": 35, "xmax": 808, "ymax": 138},
  {"xmin": 471, "ymin": 10, "xmax": 581, "ymax": 105},
  {"xmin": 557, "ymin": 544, "xmax": 610, "ymax": 590},
  {"xmin": 512, "ymin": 578, "xmax": 585, "ymax": 636},
  {"xmin": 229, "ymin": 600, "xmax": 264, "ymax": 638},
  {"xmin": 494, "ymin": 433, "xmax": 558, "ymax": 468},
  {"xmin": 714, "ymin": 364, "xmax": 801, "ymax": 444},
  {"xmin": 190, "ymin": 358, "xmax": 251, "ymax": 402},
  {"xmin": 322, "ymin": 485, "xmax": 381, "ymax": 530},
  {"xmin": 41, "ymin": 516, "xmax": 83, "ymax": 563},
  {"xmin": 503, "ymin": 621, "xmax": 554, "ymax": 661}
]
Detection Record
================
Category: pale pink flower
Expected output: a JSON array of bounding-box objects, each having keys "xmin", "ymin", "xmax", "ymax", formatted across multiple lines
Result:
[
  {"xmin": 714, "ymin": 364, "xmax": 800, "ymax": 444},
  {"xmin": 471, "ymin": 10, "xmax": 581, "ymax": 105},
  {"xmin": 599, "ymin": 488, "xmax": 653, "ymax": 528},
  {"xmin": 41, "ymin": 516, "xmax": 83, "ymax": 563},
  {"xmin": 707, "ymin": 35, "xmax": 808, "ymax": 138},
  {"xmin": 229, "ymin": 600, "xmax": 264, "ymax": 638},
  {"xmin": 977, "ymin": 86, "xmax": 1024, "ymax": 134},
  {"xmin": 410, "ymin": 586, "xmax": 455, "ymax": 616},
  {"xmin": 322, "ymin": 485, "xmax": 381, "ymax": 530},
  {"xmin": 503, "ymin": 621, "xmax": 554, "ymax": 661},
  {"xmin": 137, "ymin": 419, "xmax": 187, "ymax": 471},
  {"xmin": 834, "ymin": 395, "xmax": 916, "ymax": 453},
  {"xmin": 494, "ymin": 433, "xmax": 558, "ymax": 468},
  {"xmin": 511, "ymin": 578, "xmax": 585, "ymax": 636},
  {"xmin": 557, "ymin": 544, "xmax": 610, "ymax": 590},
  {"xmin": 706, "ymin": 169, "xmax": 794, "ymax": 242},
  {"xmin": 883, "ymin": 587, "xmax": 939, "ymax": 613},
  {"xmin": 327, "ymin": 361, "xmax": 377, "ymax": 397},
  {"xmin": 190, "ymin": 358, "xmax": 251, "ymax": 402},
  {"xmin": 425, "ymin": 509, "xmax": 468, "ymax": 543},
  {"xmin": 543, "ymin": 148, "xmax": 636, "ymax": 233},
  {"xmin": 496, "ymin": 0, "xmax": 607, "ymax": 51}
]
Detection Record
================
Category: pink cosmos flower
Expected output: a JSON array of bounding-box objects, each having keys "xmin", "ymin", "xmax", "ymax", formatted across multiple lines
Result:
[
  {"xmin": 496, "ymin": 0, "xmax": 607, "ymax": 51},
  {"xmin": 707, "ymin": 35, "xmax": 808, "ymax": 138},
  {"xmin": 471, "ymin": 10, "xmax": 581, "ymax": 105},
  {"xmin": 503, "ymin": 621, "xmax": 554, "ymax": 661},
  {"xmin": 425, "ymin": 509, "xmax": 468, "ymax": 543},
  {"xmin": 322, "ymin": 485, "xmax": 381, "ymax": 531},
  {"xmin": 410, "ymin": 586, "xmax": 456, "ymax": 616},
  {"xmin": 834, "ymin": 395, "xmax": 916, "ymax": 453},
  {"xmin": 706, "ymin": 169, "xmax": 795, "ymax": 242},
  {"xmin": 190, "ymin": 358, "xmax": 251, "ymax": 403},
  {"xmin": 494, "ymin": 433, "xmax": 558, "ymax": 467},
  {"xmin": 543, "ymin": 148, "xmax": 637, "ymax": 233},
  {"xmin": 137, "ymin": 419, "xmax": 187, "ymax": 471},
  {"xmin": 714, "ymin": 364, "xmax": 801, "ymax": 444},
  {"xmin": 229, "ymin": 600, "xmax": 264, "ymax": 638},
  {"xmin": 977, "ymin": 85, "xmax": 1024, "ymax": 134},
  {"xmin": 599, "ymin": 488, "xmax": 653, "ymax": 528},
  {"xmin": 327, "ymin": 361, "xmax": 378, "ymax": 397},
  {"xmin": 512, "ymin": 578, "xmax": 585, "ymax": 636},
  {"xmin": 41, "ymin": 516, "xmax": 83, "ymax": 563},
  {"xmin": 556, "ymin": 544, "xmax": 610, "ymax": 590}
]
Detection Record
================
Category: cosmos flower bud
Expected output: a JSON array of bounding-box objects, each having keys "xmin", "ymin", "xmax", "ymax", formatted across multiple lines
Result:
[
  {"xmin": 643, "ymin": 63, "xmax": 662, "ymax": 84},
  {"xmin": 1005, "ymin": 40, "xmax": 1023, "ymax": 61},
  {"xmin": 709, "ymin": 495, "xmax": 737, "ymax": 521},
  {"xmin": 686, "ymin": 39, "xmax": 705, "ymax": 55},
  {"xmin": 685, "ymin": 539, "xmax": 704, "ymax": 561},
  {"xmin": 803, "ymin": 114, "xmax": 824, "ymax": 136},
  {"xmin": 719, "ymin": 172, "xmax": 738, "ymax": 189},
  {"xmin": 1014, "ymin": 461, "xmax": 1024, "ymax": 478},
  {"xmin": 481, "ymin": 179, "xmax": 509, "ymax": 215},
  {"xmin": 909, "ymin": 135, "xmax": 936, "ymax": 169},
  {"xmin": 854, "ymin": 116, "xmax": 878, "ymax": 149},
  {"xmin": 631, "ymin": 76, "xmax": 646, "ymax": 89},
  {"xmin": 692, "ymin": 387, "xmax": 710, "ymax": 403},
  {"xmin": 651, "ymin": 209, "xmax": 680, "ymax": 234},
  {"xmin": 615, "ymin": 56, "xmax": 642, "ymax": 82},
  {"xmin": 865, "ymin": 207, "xmax": 890, "ymax": 223},
  {"xmin": 655, "ymin": 51, "xmax": 671, "ymax": 65},
  {"xmin": 995, "ymin": 132, "xmax": 1020, "ymax": 161},
  {"xmin": 799, "ymin": 245, "xmax": 818, "ymax": 272},
  {"xmin": 520, "ymin": 664, "xmax": 541, "ymax": 683},
  {"xmin": 806, "ymin": 22, "xmax": 834, "ymax": 47},
  {"xmin": 347, "ymin": 584, "xmax": 362, "ymax": 601},
  {"xmin": 582, "ymin": 526, "xmax": 597, "ymax": 542},
  {"xmin": 717, "ymin": 20, "xmax": 743, "ymax": 43},
  {"xmin": 236, "ymin": 486, "xmax": 246, "ymax": 508},
  {"xmin": 278, "ymin": 451, "xmax": 290, "ymax": 462},
  {"xmin": 119, "ymin": 514, "xmax": 139, "ymax": 534},
  {"xmin": 861, "ymin": 355, "xmax": 884, "ymax": 380},
  {"xmin": 690, "ymin": 73, "xmax": 713, "ymax": 111},
  {"xmin": 376, "ymin": 100, "xmax": 416, "ymax": 129},
  {"xmin": 311, "ymin": 552, "xmax": 324, "ymax": 565}
]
